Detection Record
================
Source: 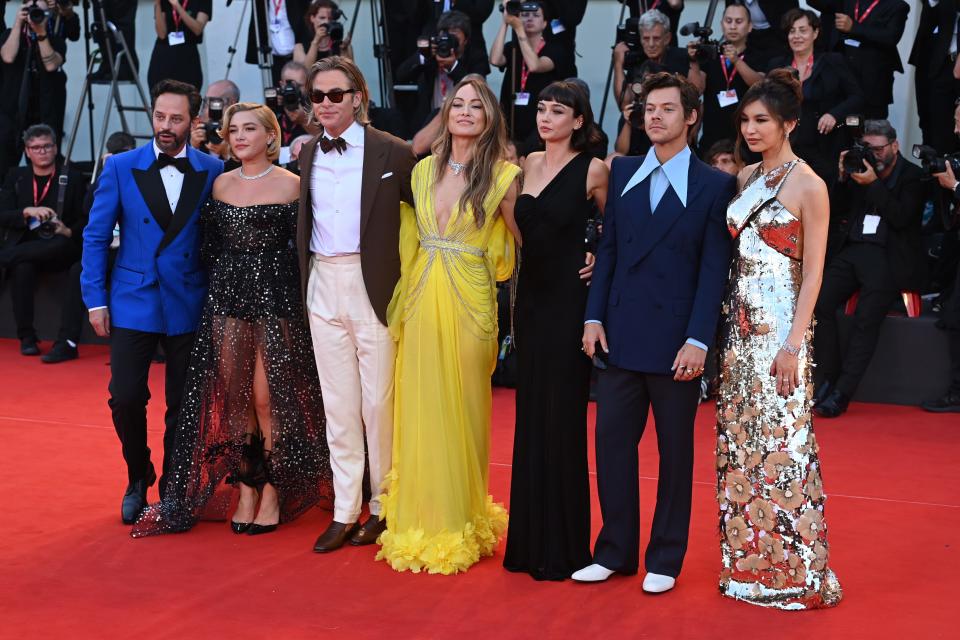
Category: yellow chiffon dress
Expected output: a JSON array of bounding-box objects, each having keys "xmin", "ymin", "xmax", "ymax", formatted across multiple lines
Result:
[{"xmin": 376, "ymin": 157, "xmax": 520, "ymax": 575}]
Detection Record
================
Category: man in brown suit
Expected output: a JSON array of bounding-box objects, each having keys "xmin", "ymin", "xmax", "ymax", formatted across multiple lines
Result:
[{"xmin": 296, "ymin": 56, "xmax": 416, "ymax": 552}]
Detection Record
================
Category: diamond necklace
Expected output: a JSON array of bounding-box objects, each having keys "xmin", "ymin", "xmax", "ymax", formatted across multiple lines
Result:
[
  {"xmin": 447, "ymin": 158, "xmax": 467, "ymax": 176},
  {"xmin": 239, "ymin": 164, "xmax": 275, "ymax": 180}
]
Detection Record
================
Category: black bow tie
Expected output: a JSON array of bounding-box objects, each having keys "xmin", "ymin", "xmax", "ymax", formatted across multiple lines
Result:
[
  {"xmin": 319, "ymin": 136, "xmax": 347, "ymax": 154},
  {"xmin": 157, "ymin": 153, "xmax": 191, "ymax": 173}
]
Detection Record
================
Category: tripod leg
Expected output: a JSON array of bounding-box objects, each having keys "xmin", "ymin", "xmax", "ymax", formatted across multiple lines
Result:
[{"xmin": 62, "ymin": 55, "xmax": 99, "ymax": 167}]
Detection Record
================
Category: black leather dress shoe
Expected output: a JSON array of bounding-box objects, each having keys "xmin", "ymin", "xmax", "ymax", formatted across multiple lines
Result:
[
  {"xmin": 231, "ymin": 521, "xmax": 252, "ymax": 534},
  {"xmin": 121, "ymin": 479, "xmax": 148, "ymax": 524},
  {"xmin": 41, "ymin": 341, "xmax": 78, "ymax": 364},
  {"xmin": 812, "ymin": 380, "xmax": 833, "ymax": 407},
  {"xmin": 350, "ymin": 514, "xmax": 386, "ymax": 546},
  {"xmin": 921, "ymin": 392, "xmax": 960, "ymax": 413},
  {"xmin": 20, "ymin": 336, "xmax": 40, "ymax": 356},
  {"xmin": 313, "ymin": 521, "xmax": 360, "ymax": 553},
  {"xmin": 247, "ymin": 522, "xmax": 278, "ymax": 536},
  {"xmin": 813, "ymin": 389, "xmax": 849, "ymax": 418}
]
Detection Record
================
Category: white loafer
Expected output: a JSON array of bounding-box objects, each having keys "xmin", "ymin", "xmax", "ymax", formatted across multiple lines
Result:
[
  {"xmin": 571, "ymin": 564, "xmax": 615, "ymax": 582},
  {"xmin": 642, "ymin": 572, "xmax": 676, "ymax": 593}
]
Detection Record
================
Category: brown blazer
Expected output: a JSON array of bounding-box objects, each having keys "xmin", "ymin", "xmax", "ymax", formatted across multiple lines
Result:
[{"xmin": 296, "ymin": 124, "xmax": 417, "ymax": 326}]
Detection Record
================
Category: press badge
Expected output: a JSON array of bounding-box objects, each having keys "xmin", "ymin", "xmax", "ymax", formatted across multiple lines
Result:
[
  {"xmin": 550, "ymin": 19, "xmax": 566, "ymax": 34},
  {"xmin": 863, "ymin": 214, "xmax": 881, "ymax": 235},
  {"xmin": 844, "ymin": 38, "xmax": 861, "ymax": 48},
  {"xmin": 515, "ymin": 92, "xmax": 531, "ymax": 106},
  {"xmin": 717, "ymin": 89, "xmax": 739, "ymax": 108},
  {"xmin": 168, "ymin": 31, "xmax": 186, "ymax": 46}
]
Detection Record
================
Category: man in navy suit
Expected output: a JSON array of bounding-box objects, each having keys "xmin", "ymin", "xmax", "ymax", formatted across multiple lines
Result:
[
  {"xmin": 81, "ymin": 79, "xmax": 224, "ymax": 524},
  {"xmin": 574, "ymin": 72, "xmax": 735, "ymax": 593}
]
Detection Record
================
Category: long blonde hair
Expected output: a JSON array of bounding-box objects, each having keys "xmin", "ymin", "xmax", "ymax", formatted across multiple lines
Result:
[{"xmin": 431, "ymin": 78, "xmax": 508, "ymax": 228}]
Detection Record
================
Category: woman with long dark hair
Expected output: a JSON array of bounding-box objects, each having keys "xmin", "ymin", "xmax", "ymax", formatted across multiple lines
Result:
[
  {"xmin": 503, "ymin": 81, "xmax": 608, "ymax": 581},
  {"xmin": 376, "ymin": 77, "xmax": 520, "ymax": 575},
  {"xmin": 716, "ymin": 68, "xmax": 842, "ymax": 609}
]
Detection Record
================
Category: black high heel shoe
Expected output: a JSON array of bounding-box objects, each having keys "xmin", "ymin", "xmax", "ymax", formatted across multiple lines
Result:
[
  {"xmin": 246, "ymin": 522, "xmax": 278, "ymax": 536},
  {"xmin": 231, "ymin": 521, "xmax": 252, "ymax": 534}
]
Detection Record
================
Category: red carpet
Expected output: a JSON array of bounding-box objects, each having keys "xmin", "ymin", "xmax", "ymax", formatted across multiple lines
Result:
[{"xmin": 0, "ymin": 338, "xmax": 956, "ymax": 639}]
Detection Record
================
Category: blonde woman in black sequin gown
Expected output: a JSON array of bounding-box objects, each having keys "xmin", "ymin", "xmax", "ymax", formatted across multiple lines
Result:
[
  {"xmin": 132, "ymin": 103, "xmax": 332, "ymax": 537},
  {"xmin": 716, "ymin": 70, "xmax": 842, "ymax": 608}
]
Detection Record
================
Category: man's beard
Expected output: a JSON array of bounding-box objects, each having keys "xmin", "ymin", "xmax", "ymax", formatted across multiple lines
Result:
[{"xmin": 155, "ymin": 130, "xmax": 186, "ymax": 154}]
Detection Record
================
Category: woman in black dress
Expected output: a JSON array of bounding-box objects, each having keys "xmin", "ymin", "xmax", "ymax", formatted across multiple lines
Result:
[
  {"xmin": 147, "ymin": 0, "xmax": 212, "ymax": 91},
  {"xmin": 132, "ymin": 103, "xmax": 332, "ymax": 537},
  {"xmin": 504, "ymin": 81, "xmax": 609, "ymax": 580}
]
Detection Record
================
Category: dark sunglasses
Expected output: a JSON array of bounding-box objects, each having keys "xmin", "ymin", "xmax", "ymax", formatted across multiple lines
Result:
[{"xmin": 309, "ymin": 88, "xmax": 357, "ymax": 104}]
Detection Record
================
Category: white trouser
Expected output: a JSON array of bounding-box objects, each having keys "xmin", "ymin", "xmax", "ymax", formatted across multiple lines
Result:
[{"xmin": 306, "ymin": 254, "xmax": 396, "ymax": 523}]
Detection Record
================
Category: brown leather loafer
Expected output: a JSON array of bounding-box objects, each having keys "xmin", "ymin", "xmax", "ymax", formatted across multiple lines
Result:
[
  {"xmin": 349, "ymin": 514, "xmax": 387, "ymax": 546},
  {"xmin": 312, "ymin": 520, "xmax": 360, "ymax": 553}
]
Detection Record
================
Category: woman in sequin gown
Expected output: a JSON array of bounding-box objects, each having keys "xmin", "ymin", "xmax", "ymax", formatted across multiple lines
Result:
[
  {"xmin": 716, "ymin": 71, "xmax": 842, "ymax": 609},
  {"xmin": 132, "ymin": 104, "xmax": 331, "ymax": 537},
  {"xmin": 376, "ymin": 78, "xmax": 520, "ymax": 575}
]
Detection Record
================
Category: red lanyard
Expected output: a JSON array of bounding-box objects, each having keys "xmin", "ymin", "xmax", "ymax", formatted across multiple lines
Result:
[
  {"xmin": 854, "ymin": 0, "xmax": 879, "ymax": 23},
  {"xmin": 519, "ymin": 39, "xmax": 546, "ymax": 93},
  {"xmin": 171, "ymin": 0, "xmax": 190, "ymax": 32},
  {"xmin": 650, "ymin": 0, "xmax": 661, "ymax": 9},
  {"xmin": 439, "ymin": 69, "xmax": 449, "ymax": 98},
  {"xmin": 33, "ymin": 174, "xmax": 53, "ymax": 207},
  {"xmin": 720, "ymin": 54, "xmax": 742, "ymax": 90},
  {"xmin": 271, "ymin": 0, "xmax": 284, "ymax": 22}
]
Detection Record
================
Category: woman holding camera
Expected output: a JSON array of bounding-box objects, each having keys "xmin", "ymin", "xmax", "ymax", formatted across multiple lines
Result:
[
  {"xmin": 489, "ymin": 0, "xmax": 570, "ymax": 153},
  {"xmin": 503, "ymin": 81, "xmax": 608, "ymax": 581},
  {"xmin": 768, "ymin": 8, "xmax": 862, "ymax": 186},
  {"xmin": 132, "ymin": 103, "xmax": 332, "ymax": 538},
  {"xmin": 293, "ymin": 0, "xmax": 352, "ymax": 68},
  {"xmin": 147, "ymin": 0, "xmax": 211, "ymax": 92}
]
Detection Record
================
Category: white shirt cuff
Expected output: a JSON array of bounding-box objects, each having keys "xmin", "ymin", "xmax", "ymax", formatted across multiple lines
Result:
[
  {"xmin": 584, "ymin": 320, "xmax": 602, "ymax": 325},
  {"xmin": 88, "ymin": 306, "xmax": 108, "ymax": 311},
  {"xmin": 685, "ymin": 338, "xmax": 708, "ymax": 351}
]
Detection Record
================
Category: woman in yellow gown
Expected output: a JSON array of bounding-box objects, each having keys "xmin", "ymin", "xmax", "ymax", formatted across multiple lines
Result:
[{"xmin": 376, "ymin": 78, "xmax": 521, "ymax": 575}]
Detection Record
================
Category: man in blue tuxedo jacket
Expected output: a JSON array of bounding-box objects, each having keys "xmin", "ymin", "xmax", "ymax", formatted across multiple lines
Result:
[
  {"xmin": 573, "ymin": 72, "xmax": 735, "ymax": 592},
  {"xmin": 81, "ymin": 80, "xmax": 224, "ymax": 524}
]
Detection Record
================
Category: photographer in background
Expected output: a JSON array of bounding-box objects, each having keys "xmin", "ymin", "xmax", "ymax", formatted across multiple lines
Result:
[
  {"xmin": 293, "ymin": 0, "xmax": 353, "ymax": 68},
  {"xmin": 90, "ymin": 0, "xmax": 139, "ymax": 81},
  {"xmin": 621, "ymin": 0, "xmax": 684, "ymax": 45},
  {"xmin": 810, "ymin": 0, "xmax": 909, "ymax": 120},
  {"xmin": 813, "ymin": 120, "xmax": 925, "ymax": 418},
  {"xmin": 246, "ymin": 0, "xmax": 308, "ymax": 85},
  {"xmin": 146, "ymin": 0, "xmax": 211, "ymax": 91},
  {"xmin": 925, "ymin": 105, "xmax": 960, "ymax": 412},
  {"xmin": 490, "ymin": 0, "xmax": 571, "ymax": 147},
  {"xmin": 419, "ymin": 1, "xmax": 495, "ymax": 76},
  {"xmin": 48, "ymin": 0, "xmax": 80, "ymax": 45},
  {"xmin": 0, "ymin": 0, "xmax": 68, "ymax": 180},
  {"xmin": 910, "ymin": 0, "xmax": 959, "ymax": 153},
  {"xmin": 612, "ymin": 9, "xmax": 689, "ymax": 106},
  {"xmin": 270, "ymin": 60, "xmax": 319, "ymax": 146},
  {"xmin": 190, "ymin": 78, "xmax": 239, "ymax": 162},
  {"xmin": 397, "ymin": 10, "xmax": 485, "ymax": 134},
  {"xmin": 0, "ymin": 124, "xmax": 86, "ymax": 358},
  {"xmin": 689, "ymin": 1, "xmax": 763, "ymax": 153},
  {"xmin": 743, "ymin": 0, "xmax": 797, "ymax": 60}
]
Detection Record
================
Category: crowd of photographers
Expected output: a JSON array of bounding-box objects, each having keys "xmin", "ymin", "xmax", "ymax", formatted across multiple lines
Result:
[{"xmin": 0, "ymin": 0, "xmax": 958, "ymax": 412}]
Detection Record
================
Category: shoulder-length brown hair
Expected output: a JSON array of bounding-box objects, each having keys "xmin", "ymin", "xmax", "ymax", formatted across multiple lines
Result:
[
  {"xmin": 431, "ymin": 77, "xmax": 508, "ymax": 228},
  {"xmin": 308, "ymin": 55, "xmax": 371, "ymax": 125}
]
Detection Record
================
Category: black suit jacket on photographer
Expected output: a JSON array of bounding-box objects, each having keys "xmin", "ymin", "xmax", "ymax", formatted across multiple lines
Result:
[
  {"xmin": 828, "ymin": 154, "xmax": 926, "ymax": 290},
  {"xmin": 0, "ymin": 165, "xmax": 86, "ymax": 252},
  {"xmin": 396, "ymin": 52, "xmax": 478, "ymax": 130},
  {"xmin": 909, "ymin": 0, "xmax": 959, "ymax": 78},
  {"xmin": 420, "ymin": 0, "xmax": 495, "ymax": 76},
  {"xmin": 624, "ymin": 1, "xmax": 683, "ymax": 46},
  {"xmin": 809, "ymin": 0, "xmax": 908, "ymax": 109}
]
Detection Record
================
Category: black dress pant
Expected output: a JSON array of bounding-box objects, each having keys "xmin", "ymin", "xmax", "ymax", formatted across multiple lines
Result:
[
  {"xmin": 593, "ymin": 364, "xmax": 700, "ymax": 578},
  {"xmin": 916, "ymin": 58, "xmax": 960, "ymax": 154},
  {"xmin": 814, "ymin": 243, "xmax": 899, "ymax": 397},
  {"xmin": 942, "ymin": 261, "xmax": 960, "ymax": 395},
  {"xmin": 0, "ymin": 236, "xmax": 79, "ymax": 339},
  {"xmin": 57, "ymin": 260, "xmax": 86, "ymax": 343},
  {"xmin": 108, "ymin": 326, "xmax": 194, "ymax": 496}
]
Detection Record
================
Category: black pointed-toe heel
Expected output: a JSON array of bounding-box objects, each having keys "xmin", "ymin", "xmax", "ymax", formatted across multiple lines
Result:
[
  {"xmin": 231, "ymin": 521, "xmax": 252, "ymax": 534},
  {"xmin": 246, "ymin": 522, "xmax": 278, "ymax": 536}
]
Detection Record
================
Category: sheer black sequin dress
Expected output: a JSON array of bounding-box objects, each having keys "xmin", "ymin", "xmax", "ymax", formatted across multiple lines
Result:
[{"xmin": 132, "ymin": 199, "xmax": 332, "ymax": 537}]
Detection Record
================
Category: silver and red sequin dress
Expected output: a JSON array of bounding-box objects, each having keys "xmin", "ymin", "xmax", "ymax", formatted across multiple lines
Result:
[{"xmin": 716, "ymin": 161, "xmax": 842, "ymax": 609}]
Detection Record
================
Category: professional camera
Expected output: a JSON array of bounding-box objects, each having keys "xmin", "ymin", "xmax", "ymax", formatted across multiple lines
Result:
[
  {"xmin": 418, "ymin": 30, "xmax": 460, "ymax": 59},
  {"xmin": 627, "ymin": 81, "xmax": 644, "ymax": 128},
  {"xmin": 912, "ymin": 144, "xmax": 960, "ymax": 176},
  {"xmin": 680, "ymin": 21, "xmax": 721, "ymax": 62},
  {"xmin": 616, "ymin": 17, "xmax": 646, "ymax": 74},
  {"xmin": 280, "ymin": 80, "xmax": 304, "ymax": 110},
  {"xmin": 27, "ymin": 214, "xmax": 59, "ymax": 239},
  {"xmin": 499, "ymin": 1, "xmax": 540, "ymax": 16},
  {"xmin": 28, "ymin": 1, "xmax": 51, "ymax": 25},
  {"xmin": 203, "ymin": 97, "xmax": 224, "ymax": 145}
]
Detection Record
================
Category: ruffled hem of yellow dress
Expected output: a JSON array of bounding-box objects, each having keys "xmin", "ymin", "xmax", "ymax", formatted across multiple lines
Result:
[{"xmin": 375, "ymin": 470, "xmax": 508, "ymax": 575}]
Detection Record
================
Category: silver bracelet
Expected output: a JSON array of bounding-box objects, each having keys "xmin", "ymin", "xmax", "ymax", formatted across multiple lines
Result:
[{"xmin": 781, "ymin": 341, "xmax": 801, "ymax": 356}]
